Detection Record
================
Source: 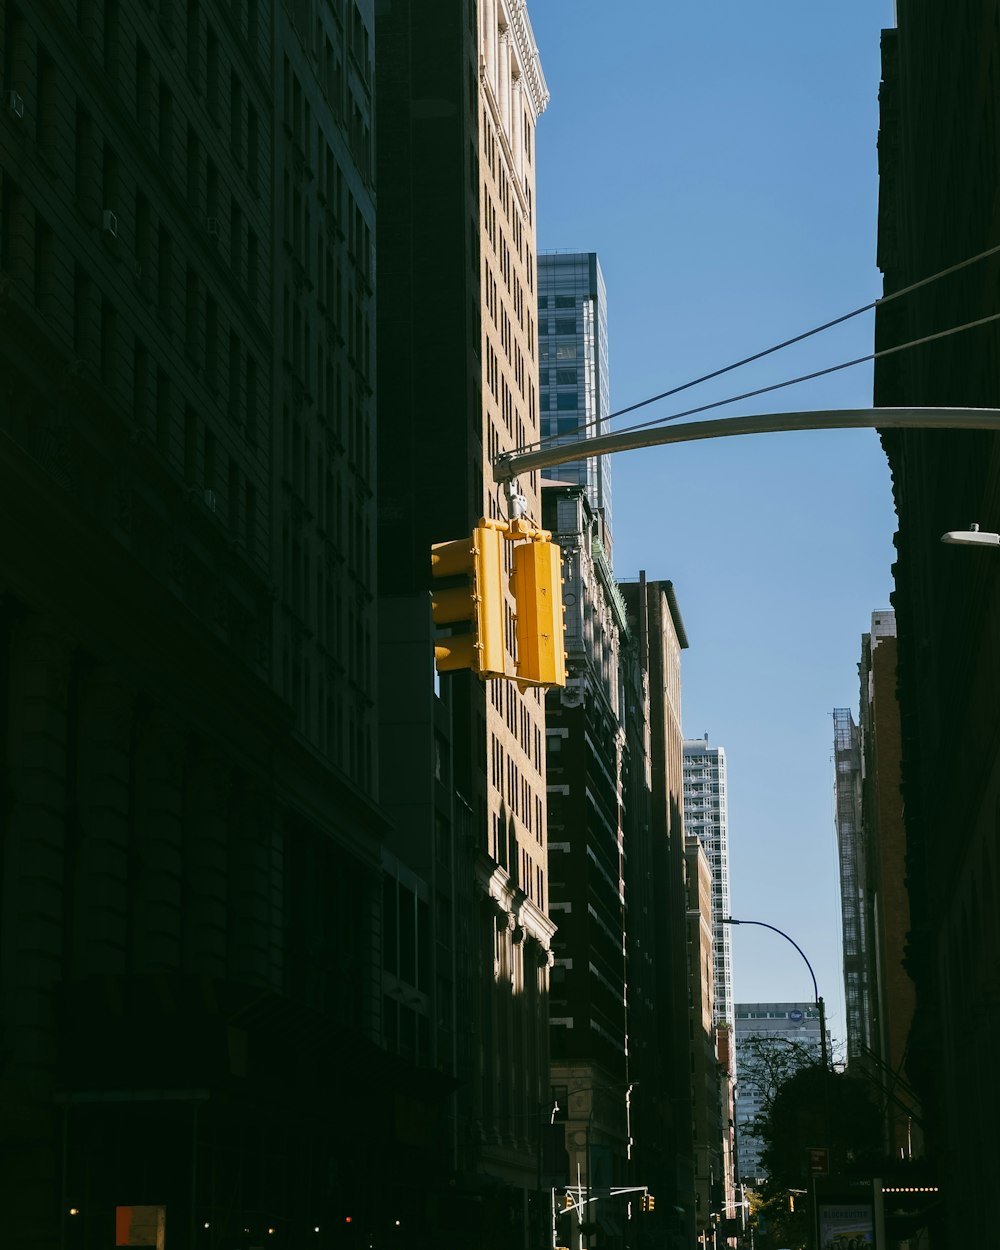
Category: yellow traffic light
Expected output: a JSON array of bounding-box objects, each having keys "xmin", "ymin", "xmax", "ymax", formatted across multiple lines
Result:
[
  {"xmin": 647, "ymin": 1194, "xmax": 654, "ymax": 1212},
  {"xmin": 431, "ymin": 523, "xmax": 506, "ymax": 677},
  {"xmin": 509, "ymin": 536, "xmax": 566, "ymax": 688}
]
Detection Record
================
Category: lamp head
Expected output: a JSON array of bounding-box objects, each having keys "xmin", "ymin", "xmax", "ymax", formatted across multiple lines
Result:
[{"xmin": 941, "ymin": 522, "xmax": 1000, "ymax": 546}]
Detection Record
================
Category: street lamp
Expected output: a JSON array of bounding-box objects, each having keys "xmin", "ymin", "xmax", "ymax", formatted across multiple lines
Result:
[
  {"xmin": 722, "ymin": 917, "xmax": 828, "ymax": 1070},
  {"xmin": 940, "ymin": 521, "xmax": 1000, "ymax": 546}
]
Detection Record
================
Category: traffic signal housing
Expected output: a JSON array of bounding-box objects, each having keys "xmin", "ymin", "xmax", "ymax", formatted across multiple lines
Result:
[
  {"xmin": 509, "ymin": 534, "xmax": 566, "ymax": 688},
  {"xmin": 430, "ymin": 521, "xmax": 566, "ymax": 687},
  {"xmin": 431, "ymin": 523, "xmax": 506, "ymax": 678}
]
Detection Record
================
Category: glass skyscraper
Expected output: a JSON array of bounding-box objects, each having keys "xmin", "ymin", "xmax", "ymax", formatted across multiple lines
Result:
[{"xmin": 537, "ymin": 252, "xmax": 613, "ymax": 554}]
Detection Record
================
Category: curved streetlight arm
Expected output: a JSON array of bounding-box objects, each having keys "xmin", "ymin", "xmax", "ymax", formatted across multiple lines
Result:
[
  {"xmin": 723, "ymin": 916, "xmax": 829, "ymax": 1069},
  {"xmin": 492, "ymin": 406, "xmax": 1000, "ymax": 483},
  {"xmin": 723, "ymin": 918, "xmax": 818, "ymax": 1002}
]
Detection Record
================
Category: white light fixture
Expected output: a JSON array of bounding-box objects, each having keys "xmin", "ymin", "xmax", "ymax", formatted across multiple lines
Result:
[{"xmin": 941, "ymin": 522, "xmax": 1000, "ymax": 546}]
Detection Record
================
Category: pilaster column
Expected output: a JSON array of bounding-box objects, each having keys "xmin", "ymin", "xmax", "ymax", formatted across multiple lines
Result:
[
  {"xmin": 512, "ymin": 75, "xmax": 524, "ymax": 180},
  {"xmin": 72, "ymin": 668, "xmax": 134, "ymax": 978},
  {"xmin": 132, "ymin": 710, "xmax": 185, "ymax": 970},
  {"xmin": 1, "ymin": 616, "xmax": 71, "ymax": 1250},
  {"xmin": 183, "ymin": 751, "xmax": 232, "ymax": 978},
  {"xmin": 482, "ymin": 0, "xmax": 496, "ymax": 92},
  {"xmin": 490, "ymin": 3, "xmax": 500, "ymax": 100},
  {"xmin": 228, "ymin": 781, "xmax": 276, "ymax": 987},
  {"xmin": 498, "ymin": 30, "xmax": 511, "ymax": 144},
  {"xmin": 3, "ymin": 616, "xmax": 72, "ymax": 1082}
]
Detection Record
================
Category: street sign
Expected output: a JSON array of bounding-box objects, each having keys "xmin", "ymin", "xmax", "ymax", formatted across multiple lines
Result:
[{"xmin": 807, "ymin": 1146, "xmax": 830, "ymax": 1175}]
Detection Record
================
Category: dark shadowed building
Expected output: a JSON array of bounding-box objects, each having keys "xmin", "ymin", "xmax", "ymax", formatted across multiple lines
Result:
[
  {"xmin": 620, "ymin": 576, "xmax": 694, "ymax": 1250},
  {"xmin": 542, "ymin": 482, "xmax": 631, "ymax": 1248},
  {"xmin": 876, "ymin": 3, "xmax": 1000, "ymax": 1240},
  {"xmin": 375, "ymin": 1, "xmax": 554, "ymax": 1245},
  {"xmin": 0, "ymin": 1, "xmax": 437, "ymax": 1246}
]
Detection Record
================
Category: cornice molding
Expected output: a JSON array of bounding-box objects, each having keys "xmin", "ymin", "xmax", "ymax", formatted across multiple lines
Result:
[{"xmin": 501, "ymin": 0, "xmax": 550, "ymax": 118}]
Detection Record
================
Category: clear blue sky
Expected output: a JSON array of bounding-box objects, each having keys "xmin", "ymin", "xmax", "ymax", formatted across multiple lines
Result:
[{"xmin": 530, "ymin": 0, "xmax": 898, "ymax": 1051}]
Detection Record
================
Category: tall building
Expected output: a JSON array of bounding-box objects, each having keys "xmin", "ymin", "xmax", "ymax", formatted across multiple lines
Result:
[
  {"xmin": 832, "ymin": 707, "xmax": 869, "ymax": 1061},
  {"xmin": 537, "ymin": 251, "xmax": 612, "ymax": 548},
  {"xmin": 543, "ymin": 481, "xmax": 631, "ymax": 1244},
  {"xmin": 620, "ymin": 575, "xmax": 696, "ymax": 1249},
  {"xmin": 683, "ymin": 738, "xmax": 737, "ymax": 1239},
  {"xmin": 376, "ymin": 0, "xmax": 553, "ymax": 1235},
  {"xmin": 734, "ymin": 1002, "xmax": 824, "ymax": 1183},
  {"xmin": 856, "ymin": 610, "xmax": 918, "ymax": 1158},
  {"xmin": 834, "ymin": 613, "xmax": 919, "ymax": 1160},
  {"xmin": 683, "ymin": 738, "xmax": 734, "ymax": 1031},
  {"xmin": 0, "ymin": 1, "xmax": 405, "ymax": 1245},
  {"xmin": 875, "ymin": 5, "xmax": 1000, "ymax": 1238},
  {"xmin": 685, "ymin": 834, "xmax": 725, "ymax": 1245}
]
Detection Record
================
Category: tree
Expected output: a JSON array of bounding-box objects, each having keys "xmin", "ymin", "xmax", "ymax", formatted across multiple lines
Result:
[
  {"xmin": 739, "ymin": 1033, "xmax": 823, "ymax": 1122},
  {"xmin": 758, "ymin": 1065, "xmax": 882, "ymax": 1190}
]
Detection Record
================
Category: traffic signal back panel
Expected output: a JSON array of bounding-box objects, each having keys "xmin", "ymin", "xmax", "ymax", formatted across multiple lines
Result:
[{"xmin": 431, "ymin": 525, "xmax": 506, "ymax": 677}]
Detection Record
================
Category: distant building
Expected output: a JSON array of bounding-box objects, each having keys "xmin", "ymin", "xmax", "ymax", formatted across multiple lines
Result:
[
  {"xmin": 686, "ymin": 835, "xmax": 726, "ymax": 1243},
  {"xmin": 683, "ymin": 738, "xmax": 734, "ymax": 1030},
  {"xmin": 734, "ymin": 1002, "xmax": 824, "ymax": 1182},
  {"xmin": 537, "ymin": 251, "xmax": 613, "ymax": 548},
  {"xmin": 683, "ymin": 738, "xmax": 736, "ymax": 1232},
  {"xmin": 835, "ymin": 612, "xmax": 918, "ymax": 1159},
  {"xmin": 620, "ymin": 576, "xmax": 695, "ymax": 1248},
  {"xmin": 544, "ymin": 481, "xmax": 631, "ymax": 1240},
  {"xmin": 833, "ymin": 707, "xmax": 869, "ymax": 1060}
]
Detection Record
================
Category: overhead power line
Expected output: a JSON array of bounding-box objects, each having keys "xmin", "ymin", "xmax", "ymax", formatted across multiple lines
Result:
[
  {"xmin": 598, "ymin": 308, "xmax": 1000, "ymax": 441},
  {"xmin": 521, "ymin": 239, "xmax": 1000, "ymax": 454}
]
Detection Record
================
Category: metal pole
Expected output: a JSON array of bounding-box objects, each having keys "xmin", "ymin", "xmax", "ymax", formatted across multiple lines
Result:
[
  {"xmin": 60, "ymin": 1104, "xmax": 69, "ymax": 1250},
  {"xmin": 537, "ymin": 1101, "xmax": 543, "ymax": 1250},
  {"xmin": 190, "ymin": 1100, "xmax": 200, "ymax": 1250},
  {"xmin": 492, "ymin": 406, "xmax": 1000, "ymax": 482},
  {"xmin": 585, "ymin": 1119, "xmax": 591, "ymax": 1250},
  {"xmin": 723, "ymin": 918, "xmax": 828, "ymax": 1068},
  {"xmin": 818, "ymin": 996, "xmax": 828, "ymax": 1072}
]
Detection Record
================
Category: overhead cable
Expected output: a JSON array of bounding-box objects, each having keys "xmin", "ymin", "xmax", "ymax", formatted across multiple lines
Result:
[
  {"xmin": 521, "ymin": 239, "xmax": 1000, "ymax": 453},
  {"xmin": 599, "ymin": 309, "xmax": 1000, "ymax": 439}
]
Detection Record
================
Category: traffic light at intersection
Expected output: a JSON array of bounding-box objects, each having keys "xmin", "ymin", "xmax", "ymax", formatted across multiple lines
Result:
[
  {"xmin": 510, "ymin": 535, "xmax": 566, "ymax": 688},
  {"xmin": 430, "ymin": 521, "xmax": 565, "ymax": 687},
  {"xmin": 431, "ymin": 524, "xmax": 506, "ymax": 677}
]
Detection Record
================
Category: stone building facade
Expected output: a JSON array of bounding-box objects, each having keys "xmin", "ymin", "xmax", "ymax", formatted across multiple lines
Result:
[
  {"xmin": 375, "ymin": 0, "xmax": 553, "ymax": 1238},
  {"xmin": 0, "ymin": 1, "xmax": 418, "ymax": 1246}
]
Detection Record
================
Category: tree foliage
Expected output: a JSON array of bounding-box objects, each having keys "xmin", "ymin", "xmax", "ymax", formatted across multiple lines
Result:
[
  {"xmin": 758, "ymin": 1064, "xmax": 882, "ymax": 1189},
  {"xmin": 739, "ymin": 1032, "xmax": 822, "ymax": 1119},
  {"xmin": 747, "ymin": 1064, "xmax": 883, "ymax": 1250}
]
